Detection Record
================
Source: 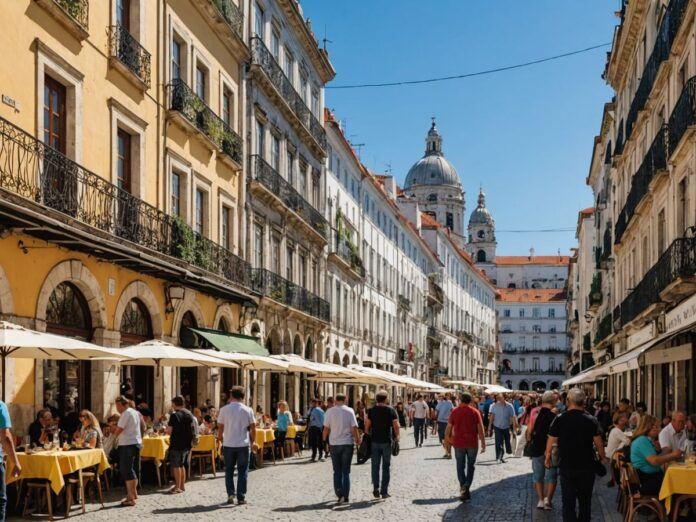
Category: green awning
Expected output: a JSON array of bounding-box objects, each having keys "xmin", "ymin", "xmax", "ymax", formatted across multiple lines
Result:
[{"xmin": 187, "ymin": 327, "xmax": 268, "ymax": 356}]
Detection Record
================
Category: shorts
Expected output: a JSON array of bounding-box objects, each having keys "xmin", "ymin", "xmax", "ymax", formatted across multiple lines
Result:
[
  {"xmin": 531, "ymin": 455, "xmax": 557, "ymax": 484},
  {"xmin": 437, "ymin": 421, "xmax": 448, "ymax": 443},
  {"xmin": 169, "ymin": 449, "xmax": 189, "ymax": 468},
  {"xmin": 119, "ymin": 444, "xmax": 141, "ymax": 482}
]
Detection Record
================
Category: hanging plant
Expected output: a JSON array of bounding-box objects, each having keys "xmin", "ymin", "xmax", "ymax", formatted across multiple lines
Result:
[{"xmin": 171, "ymin": 216, "xmax": 195, "ymax": 263}]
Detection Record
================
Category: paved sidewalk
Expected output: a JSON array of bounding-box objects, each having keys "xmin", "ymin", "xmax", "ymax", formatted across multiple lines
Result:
[{"xmin": 10, "ymin": 427, "xmax": 626, "ymax": 521}]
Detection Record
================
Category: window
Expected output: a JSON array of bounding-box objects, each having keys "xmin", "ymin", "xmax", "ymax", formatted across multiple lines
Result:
[
  {"xmin": 299, "ymin": 167, "xmax": 307, "ymax": 197},
  {"xmin": 532, "ymin": 336, "xmax": 540, "ymax": 349},
  {"xmin": 116, "ymin": 129, "xmax": 132, "ymax": 193},
  {"xmin": 171, "ymin": 39, "xmax": 182, "ymax": 81},
  {"xmin": 195, "ymin": 64, "xmax": 207, "ymax": 100},
  {"xmin": 532, "ymin": 307, "xmax": 540, "ymax": 318},
  {"xmin": 222, "ymin": 87, "xmax": 233, "ymax": 126},
  {"xmin": 271, "ymin": 236, "xmax": 280, "ymax": 274},
  {"xmin": 286, "ymin": 245, "xmax": 294, "ymax": 281},
  {"xmin": 549, "ymin": 358, "xmax": 556, "ymax": 371},
  {"xmin": 256, "ymin": 121, "xmax": 265, "ymax": 157},
  {"xmin": 44, "ymin": 76, "xmax": 67, "ymax": 153},
  {"xmin": 519, "ymin": 358, "xmax": 525, "ymax": 370},
  {"xmin": 311, "ymin": 88, "xmax": 319, "ymax": 116},
  {"xmin": 221, "ymin": 205, "xmax": 231, "ymax": 250},
  {"xmin": 284, "ymin": 49, "xmax": 294, "ymax": 84},
  {"xmin": 195, "ymin": 188, "xmax": 205, "ymax": 234},
  {"xmin": 548, "ymin": 308, "xmax": 555, "ymax": 318},
  {"xmin": 519, "ymin": 308, "xmax": 525, "ymax": 318},
  {"xmin": 116, "ymin": 0, "xmax": 130, "ymax": 30},
  {"xmin": 271, "ymin": 134, "xmax": 280, "ymax": 171},
  {"xmin": 678, "ymin": 178, "xmax": 687, "ymax": 235},
  {"xmin": 503, "ymin": 309, "xmax": 510, "ymax": 317},
  {"xmin": 641, "ymin": 235, "xmax": 649, "ymax": 274},
  {"xmin": 657, "ymin": 208, "xmax": 666, "ymax": 255},
  {"xmin": 253, "ymin": 224, "xmax": 264, "ymax": 268},
  {"xmin": 286, "ymin": 150, "xmax": 294, "ymax": 184},
  {"xmin": 532, "ymin": 357, "xmax": 540, "ymax": 370},
  {"xmin": 446, "ymin": 212, "xmax": 454, "ymax": 230},
  {"xmin": 271, "ymin": 30, "xmax": 279, "ymax": 59},
  {"xmin": 532, "ymin": 325, "xmax": 541, "ymax": 333},
  {"xmin": 300, "ymin": 73, "xmax": 308, "ymax": 103},
  {"xmin": 299, "ymin": 254, "xmax": 307, "ymax": 288},
  {"xmin": 171, "ymin": 172, "xmax": 181, "ymax": 217},
  {"xmin": 254, "ymin": 2, "xmax": 264, "ymax": 38}
]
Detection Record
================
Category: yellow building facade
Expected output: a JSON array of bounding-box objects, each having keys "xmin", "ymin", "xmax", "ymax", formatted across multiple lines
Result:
[{"xmin": 0, "ymin": 0, "xmax": 252, "ymax": 433}]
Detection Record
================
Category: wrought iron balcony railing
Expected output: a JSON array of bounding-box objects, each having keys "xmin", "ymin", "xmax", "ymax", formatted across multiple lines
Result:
[
  {"xmin": 428, "ymin": 279, "xmax": 444, "ymax": 305},
  {"xmin": 594, "ymin": 312, "xmax": 613, "ymax": 345},
  {"xmin": 210, "ymin": 0, "xmax": 244, "ymax": 41},
  {"xmin": 0, "ymin": 116, "xmax": 252, "ymax": 290},
  {"xmin": 614, "ymin": 125, "xmax": 668, "ymax": 243},
  {"xmin": 250, "ymin": 155, "xmax": 327, "ymax": 238},
  {"xmin": 616, "ymin": 236, "xmax": 696, "ymax": 327},
  {"xmin": 614, "ymin": 120, "xmax": 625, "ymax": 156},
  {"xmin": 588, "ymin": 272, "xmax": 603, "ymax": 308},
  {"xmin": 251, "ymin": 268, "xmax": 330, "ymax": 322},
  {"xmin": 168, "ymin": 79, "xmax": 242, "ymax": 164},
  {"xmin": 668, "ymin": 75, "xmax": 696, "ymax": 157},
  {"xmin": 583, "ymin": 332, "xmax": 591, "ymax": 351},
  {"xmin": 500, "ymin": 368, "xmax": 566, "ymax": 375},
  {"xmin": 250, "ymin": 37, "xmax": 326, "ymax": 150},
  {"xmin": 108, "ymin": 25, "xmax": 151, "ymax": 88},
  {"xmin": 54, "ymin": 0, "xmax": 89, "ymax": 30},
  {"xmin": 333, "ymin": 237, "xmax": 365, "ymax": 277},
  {"xmin": 398, "ymin": 294, "xmax": 411, "ymax": 312}
]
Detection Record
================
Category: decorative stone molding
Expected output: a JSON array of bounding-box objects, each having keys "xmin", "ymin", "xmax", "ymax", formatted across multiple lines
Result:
[
  {"xmin": 113, "ymin": 280, "xmax": 164, "ymax": 338},
  {"xmin": 170, "ymin": 290, "xmax": 206, "ymax": 341},
  {"xmin": 213, "ymin": 303, "xmax": 236, "ymax": 332},
  {"xmin": 0, "ymin": 264, "xmax": 14, "ymax": 316}
]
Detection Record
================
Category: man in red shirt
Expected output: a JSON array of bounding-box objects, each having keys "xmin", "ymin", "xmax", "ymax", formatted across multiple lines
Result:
[{"xmin": 445, "ymin": 392, "xmax": 486, "ymax": 501}]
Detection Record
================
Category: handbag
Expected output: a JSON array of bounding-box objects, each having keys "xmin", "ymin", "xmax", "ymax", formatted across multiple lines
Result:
[
  {"xmin": 391, "ymin": 439, "xmax": 400, "ymax": 457},
  {"xmin": 593, "ymin": 455, "xmax": 607, "ymax": 477},
  {"xmin": 523, "ymin": 421, "xmax": 536, "ymax": 458}
]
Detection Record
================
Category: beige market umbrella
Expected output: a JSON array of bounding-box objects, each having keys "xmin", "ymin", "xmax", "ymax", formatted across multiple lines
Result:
[
  {"xmin": 189, "ymin": 349, "xmax": 290, "ymax": 372},
  {"xmin": 116, "ymin": 340, "xmax": 239, "ymax": 375},
  {"xmin": 0, "ymin": 321, "xmax": 131, "ymax": 401}
]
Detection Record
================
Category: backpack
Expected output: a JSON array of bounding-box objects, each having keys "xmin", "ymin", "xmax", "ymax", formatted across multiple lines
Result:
[{"xmin": 179, "ymin": 409, "xmax": 199, "ymax": 448}]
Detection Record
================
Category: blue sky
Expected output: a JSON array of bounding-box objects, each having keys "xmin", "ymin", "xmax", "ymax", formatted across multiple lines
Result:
[{"xmin": 302, "ymin": 0, "xmax": 617, "ymax": 256}]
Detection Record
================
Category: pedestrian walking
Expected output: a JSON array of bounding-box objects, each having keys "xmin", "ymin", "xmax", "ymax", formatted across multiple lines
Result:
[
  {"xmin": 412, "ymin": 394, "xmax": 429, "ymax": 447},
  {"xmin": 488, "ymin": 393, "xmax": 517, "ymax": 463},
  {"xmin": 323, "ymin": 393, "xmax": 361, "ymax": 505},
  {"xmin": 435, "ymin": 393, "xmax": 454, "ymax": 458},
  {"xmin": 445, "ymin": 392, "xmax": 485, "ymax": 501},
  {"xmin": 546, "ymin": 388, "xmax": 605, "ymax": 522},
  {"xmin": 165, "ymin": 396, "xmax": 196, "ymax": 494},
  {"xmin": 365, "ymin": 390, "xmax": 400, "ymax": 499},
  {"xmin": 307, "ymin": 398, "xmax": 326, "ymax": 462},
  {"xmin": 113, "ymin": 396, "xmax": 143, "ymax": 507},
  {"xmin": 527, "ymin": 391, "xmax": 558, "ymax": 511},
  {"xmin": 217, "ymin": 386, "xmax": 258, "ymax": 505},
  {"xmin": 0, "ymin": 399, "xmax": 21, "ymax": 521}
]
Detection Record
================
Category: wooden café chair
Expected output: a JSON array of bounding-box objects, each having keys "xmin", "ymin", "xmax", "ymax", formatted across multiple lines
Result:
[{"xmin": 620, "ymin": 464, "xmax": 666, "ymax": 522}]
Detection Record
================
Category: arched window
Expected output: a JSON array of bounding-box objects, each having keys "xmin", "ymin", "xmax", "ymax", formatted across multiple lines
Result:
[
  {"xmin": 476, "ymin": 250, "xmax": 487, "ymax": 263},
  {"xmin": 179, "ymin": 311, "xmax": 198, "ymax": 405},
  {"xmin": 427, "ymin": 193, "xmax": 437, "ymax": 202},
  {"xmin": 477, "ymin": 230, "xmax": 485, "ymax": 239},
  {"xmin": 217, "ymin": 316, "xmax": 229, "ymax": 332},
  {"xmin": 179, "ymin": 311, "xmax": 197, "ymax": 346},
  {"xmin": 120, "ymin": 299, "xmax": 152, "ymax": 345},
  {"xmin": 45, "ymin": 282, "xmax": 92, "ymax": 417}
]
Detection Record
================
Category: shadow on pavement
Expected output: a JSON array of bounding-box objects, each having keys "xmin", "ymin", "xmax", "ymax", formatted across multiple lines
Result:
[{"xmin": 151, "ymin": 503, "xmax": 234, "ymax": 515}]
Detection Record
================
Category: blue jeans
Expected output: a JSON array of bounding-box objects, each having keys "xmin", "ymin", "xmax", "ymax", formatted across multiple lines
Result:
[
  {"xmin": 371, "ymin": 442, "xmax": 392, "ymax": 493},
  {"xmin": 330, "ymin": 444, "xmax": 353, "ymax": 499},
  {"xmin": 493, "ymin": 426, "xmax": 512, "ymax": 460},
  {"xmin": 454, "ymin": 447, "xmax": 478, "ymax": 487},
  {"xmin": 223, "ymin": 446, "xmax": 250, "ymax": 499},
  {"xmin": 413, "ymin": 418, "xmax": 426, "ymax": 446},
  {"xmin": 118, "ymin": 444, "xmax": 141, "ymax": 482},
  {"xmin": 532, "ymin": 455, "xmax": 557, "ymax": 484},
  {"xmin": 0, "ymin": 461, "xmax": 6, "ymax": 522},
  {"xmin": 437, "ymin": 422, "xmax": 448, "ymax": 443}
]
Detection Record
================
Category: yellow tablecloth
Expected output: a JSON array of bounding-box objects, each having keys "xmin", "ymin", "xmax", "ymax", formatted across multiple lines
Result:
[
  {"xmin": 255, "ymin": 428, "xmax": 275, "ymax": 446},
  {"xmin": 659, "ymin": 462, "xmax": 696, "ymax": 514},
  {"xmin": 192, "ymin": 434, "xmax": 216, "ymax": 456},
  {"xmin": 7, "ymin": 448, "xmax": 109, "ymax": 494},
  {"xmin": 286, "ymin": 425, "xmax": 306, "ymax": 439},
  {"xmin": 141, "ymin": 436, "xmax": 169, "ymax": 465}
]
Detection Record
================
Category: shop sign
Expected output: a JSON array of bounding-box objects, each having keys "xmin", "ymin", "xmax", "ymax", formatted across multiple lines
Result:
[
  {"xmin": 627, "ymin": 323, "xmax": 654, "ymax": 351},
  {"xmin": 665, "ymin": 292, "xmax": 696, "ymax": 334}
]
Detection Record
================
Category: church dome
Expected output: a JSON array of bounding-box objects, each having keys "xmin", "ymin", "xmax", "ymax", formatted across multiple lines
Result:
[
  {"xmin": 404, "ymin": 119, "xmax": 461, "ymax": 190},
  {"xmin": 469, "ymin": 187, "xmax": 494, "ymax": 226}
]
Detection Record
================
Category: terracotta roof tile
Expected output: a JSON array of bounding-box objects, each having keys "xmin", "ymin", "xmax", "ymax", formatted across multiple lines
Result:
[
  {"xmin": 495, "ymin": 255, "xmax": 570, "ymax": 266},
  {"xmin": 496, "ymin": 288, "xmax": 567, "ymax": 303}
]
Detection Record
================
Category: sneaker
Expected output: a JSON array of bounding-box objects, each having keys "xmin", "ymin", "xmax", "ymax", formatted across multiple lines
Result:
[
  {"xmin": 537, "ymin": 500, "xmax": 545, "ymax": 510},
  {"xmin": 500, "ymin": 457, "xmax": 506, "ymax": 464},
  {"xmin": 543, "ymin": 498, "xmax": 552, "ymax": 510},
  {"xmin": 319, "ymin": 458, "xmax": 325, "ymax": 462},
  {"xmin": 237, "ymin": 498, "xmax": 246, "ymax": 506},
  {"xmin": 373, "ymin": 489, "xmax": 381, "ymax": 499},
  {"xmin": 446, "ymin": 453, "xmax": 452, "ymax": 459},
  {"xmin": 227, "ymin": 495, "xmax": 235, "ymax": 505},
  {"xmin": 463, "ymin": 487, "xmax": 471, "ymax": 501},
  {"xmin": 343, "ymin": 496, "xmax": 350, "ymax": 504},
  {"xmin": 335, "ymin": 497, "xmax": 344, "ymax": 506},
  {"xmin": 310, "ymin": 458, "xmax": 316, "ymax": 463},
  {"xmin": 442, "ymin": 454, "xmax": 449, "ymax": 459},
  {"xmin": 381, "ymin": 493, "xmax": 391, "ymax": 499}
]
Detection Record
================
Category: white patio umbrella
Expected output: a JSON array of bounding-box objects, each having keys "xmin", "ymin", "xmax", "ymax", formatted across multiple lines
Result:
[
  {"xmin": 443, "ymin": 379, "xmax": 480, "ymax": 387},
  {"xmin": 188, "ymin": 349, "xmax": 290, "ymax": 372},
  {"xmin": 0, "ymin": 321, "xmax": 131, "ymax": 401},
  {"xmin": 116, "ymin": 340, "xmax": 239, "ymax": 375},
  {"xmin": 483, "ymin": 384, "xmax": 512, "ymax": 394}
]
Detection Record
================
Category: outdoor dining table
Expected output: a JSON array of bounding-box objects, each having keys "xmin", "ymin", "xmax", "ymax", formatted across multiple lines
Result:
[
  {"xmin": 255, "ymin": 427, "xmax": 275, "ymax": 447},
  {"xmin": 659, "ymin": 461, "xmax": 696, "ymax": 514},
  {"xmin": 6, "ymin": 448, "xmax": 109, "ymax": 494},
  {"xmin": 286, "ymin": 424, "xmax": 306, "ymax": 439},
  {"xmin": 141, "ymin": 434, "xmax": 218, "ymax": 464}
]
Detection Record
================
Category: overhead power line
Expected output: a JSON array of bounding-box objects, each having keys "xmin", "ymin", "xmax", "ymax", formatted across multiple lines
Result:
[{"xmin": 327, "ymin": 42, "xmax": 611, "ymax": 89}]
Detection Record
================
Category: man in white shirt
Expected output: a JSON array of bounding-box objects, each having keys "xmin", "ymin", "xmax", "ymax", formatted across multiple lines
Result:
[
  {"xmin": 217, "ymin": 386, "xmax": 258, "ymax": 505},
  {"xmin": 659, "ymin": 411, "xmax": 687, "ymax": 454},
  {"xmin": 323, "ymin": 393, "xmax": 361, "ymax": 505},
  {"xmin": 113, "ymin": 396, "xmax": 143, "ymax": 507},
  {"xmin": 412, "ymin": 394, "xmax": 429, "ymax": 447}
]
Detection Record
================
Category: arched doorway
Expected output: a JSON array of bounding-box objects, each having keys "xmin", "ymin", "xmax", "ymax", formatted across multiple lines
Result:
[
  {"xmin": 267, "ymin": 329, "xmax": 282, "ymax": 418},
  {"xmin": 179, "ymin": 311, "xmax": 198, "ymax": 407},
  {"xmin": 44, "ymin": 282, "xmax": 92, "ymax": 428},
  {"xmin": 550, "ymin": 381, "xmax": 560, "ymax": 390},
  {"xmin": 119, "ymin": 298, "xmax": 154, "ymax": 407},
  {"xmin": 532, "ymin": 381, "xmax": 546, "ymax": 392},
  {"xmin": 477, "ymin": 250, "xmax": 487, "ymax": 263},
  {"xmin": 518, "ymin": 380, "xmax": 529, "ymax": 391}
]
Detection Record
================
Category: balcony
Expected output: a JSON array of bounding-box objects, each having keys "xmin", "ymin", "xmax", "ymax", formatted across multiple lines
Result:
[
  {"xmin": 252, "ymin": 268, "xmax": 329, "ymax": 323},
  {"xmin": 398, "ymin": 294, "xmax": 411, "ymax": 312},
  {"xmin": 108, "ymin": 25, "xmax": 151, "ymax": 89},
  {"xmin": 502, "ymin": 347, "xmax": 568, "ymax": 354},
  {"xmin": 594, "ymin": 312, "xmax": 613, "ymax": 346},
  {"xmin": 614, "ymin": 126, "xmax": 668, "ymax": 244},
  {"xmin": 0, "ymin": 115, "xmax": 252, "ymax": 300},
  {"xmin": 600, "ymin": 226, "xmax": 612, "ymax": 268},
  {"xmin": 427, "ymin": 326, "xmax": 442, "ymax": 342},
  {"xmin": 36, "ymin": 0, "xmax": 89, "ymax": 40},
  {"xmin": 249, "ymin": 155, "xmax": 328, "ymax": 243},
  {"xmin": 191, "ymin": 0, "xmax": 247, "ymax": 58},
  {"xmin": 249, "ymin": 37, "xmax": 326, "ymax": 154},
  {"xmin": 427, "ymin": 278, "xmax": 444, "ymax": 309},
  {"xmin": 500, "ymin": 368, "xmax": 566, "ymax": 375},
  {"xmin": 583, "ymin": 333, "xmax": 591, "ymax": 351},
  {"xmin": 168, "ymin": 79, "xmax": 242, "ymax": 167},
  {"xmin": 588, "ymin": 272, "xmax": 603, "ymax": 311},
  {"xmin": 329, "ymin": 237, "xmax": 365, "ymax": 279},
  {"xmin": 668, "ymin": 76, "xmax": 696, "ymax": 161},
  {"xmin": 615, "ymin": 236, "xmax": 696, "ymax": 328}
]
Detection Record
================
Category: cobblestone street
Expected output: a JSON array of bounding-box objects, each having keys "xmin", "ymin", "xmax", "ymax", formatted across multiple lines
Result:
[{"xmin": 12, "ymin": 428, "xmax": 623, "ymax": 521}]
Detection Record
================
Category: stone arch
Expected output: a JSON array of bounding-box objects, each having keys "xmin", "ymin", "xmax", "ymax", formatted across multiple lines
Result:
[
  {"xmin": 332, "ymin": 352, "xmax": 340, "ymax": 365},
  {"xmin": 518, "ymin": 380, "xmax": 529, "ymax": 391},
  {"xmin": 476, "ymin": 250, "xmax": 487, "ymax": 263},
  {"xmin": 550, "ymin": 381, "xmax": 561, "ymax": 390},
  {"xmin": 304, "ymin": 336, "xmax": 314, "ymax": 361},
  {"xmin": 0, "ymin": 264, "xmax": 14, "ymax": 316},
  {"xmin": 170, "ymin": 291, "xmax": 205, "ymax": 340},
  {"xmin": 282, "ymin": 330, "xmax": 292, "ymax": 355},
  {"xmin": 36, "ymin": 259, "xmax": 107, "ymax": 330},
  {"xmin": 266, "ymin": 328, "xmax": 282, "ymax": 355},
  {"xmin": 213, "ymin": 304, "xmax": 236, "ymax": 332},
  {"xmin": 532, "ymin": 381, "xmax": 546, "ymax": 392},
  {"xmin": 113, "ymin": 281, "xmax": 163, "ymax": 339},
  {"xmin": 249, "ymin": 320, "xmax": 262, "ymax": 339},
  {"xmin": 292, "ymin": 334, "xmax": 302, "ymax": 355},
  {"xmin": 342, "ymin": 354, "xmax": 349, "ymax": 367},
  {"xmin": 351, "ymin": 355, "xmax": 359, "ymax": 365}
]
